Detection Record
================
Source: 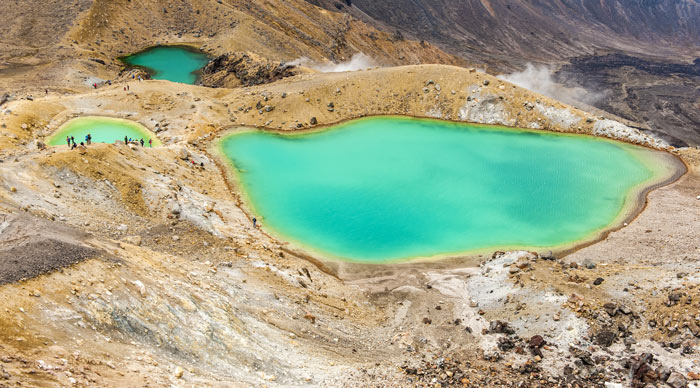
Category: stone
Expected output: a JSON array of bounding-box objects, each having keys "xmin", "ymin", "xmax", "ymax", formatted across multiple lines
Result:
[
  {"xmin": 483, "ymin": 80, "xmax": 490, "ymax": 86},
  {"xmin": 497, "ymin": 337, "xmax": 515, "ymax": 351},
  {"xmin": 489, "ymin": 320, "xmax": 515, "ymax": 335},
  {"xmin": 528, "ymin": 335, "xmax": 545, "ymax": 357},
  {"xmin": 593, "ymin": 277, "xmax": 605, "ymax": 285},
  {"xmin": 310, "ymin": 117, "xmax": 317, "ymax": 125},
  {"xmin": 540, "ymin": 251, "xmax": 556, "ymax": 260},
  {"xmin": 179, "ymin": 147, "xmax": 189, "ymax": 160},
  {"xmin": 123, "ymin": 235, "xmax": 142, "ymax": 246},
  {"xmin": 666, "ymin": 372, "xmax": 688, "ymax": 388},
  {"xmin": 668, "ymin": 292, "xmax": 682, "ymax": 306},
  {"xmin": 656, "ymin": 366, "xmax": 671, "ymax": 382},
  {"xmin": 131, "ymin": 280, "xmax": 146, "ymax": 298},
  {"xmin": 604, "ymin": 302, "xmax": 618, "ymax": 317},
  {"xmin": 174, "ymin": 366, "xmax": 184, "ymax": 379},
  {"xmin": 594, "ymin": 329, "xmax": 617, "ymax": 347},
  {"xmin": 570, "ymin": 347, "xmax": 594, "ymax": 365},
  {"xmin": 630, "ymin": 353, "xmax": 656, "ymax": 385},
  {"xmin": 583, "ymin": 259, "xmax": 596, "ymax": 269}
]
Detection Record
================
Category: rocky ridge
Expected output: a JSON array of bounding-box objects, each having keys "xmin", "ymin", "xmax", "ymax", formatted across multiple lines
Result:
[{"xmin": 200, "ymin": 51, "xmax": 306, "ymax": 88}]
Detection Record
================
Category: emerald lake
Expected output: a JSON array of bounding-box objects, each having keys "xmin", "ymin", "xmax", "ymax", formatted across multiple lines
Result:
[
  {"xmin": 121, "ymin": 46, "xmax": 209, "ymax": 84},
  {"xmin": 48, "ymin": 117, "xmax": 160, "ymax": 146},
  {"xmin": 219, "ymin": 116, "xmax": 678, "ymax": 263}
]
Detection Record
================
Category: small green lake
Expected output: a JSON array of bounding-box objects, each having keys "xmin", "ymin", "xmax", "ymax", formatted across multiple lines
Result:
[
  {"xmin": 121, "ymin": 46, "xmax": 210, "ymax": 84},
  {"xmin": 48, "ymin": 117, "xmax": 160, "ymax": 146},
  {"xmin": 218, "ymin": 116, "xmax": 678, "ymax": 263}
]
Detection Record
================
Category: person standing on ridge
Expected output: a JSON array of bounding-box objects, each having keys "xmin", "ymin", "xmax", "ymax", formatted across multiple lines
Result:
[
  {"xmin": 252, "ymin": 217, "xmax": 257, "ymax": 228},
  {"xmin": 140, "ymin": 138, "xmax": 144, "ymax": 147},
  {"xmin": 148, "ymin": 139, "xmax": 152, "ymax": 147},
  {"xmin": 124, "ymin": 136, "xmax": 128, "ymax": 145},
  {"xmin": 87, "ymin": 133, "xmax": 92, "ymax": 145},
  {"xmin": 66, "ymin": 136, "xmax": 70, "ymax": 146}
]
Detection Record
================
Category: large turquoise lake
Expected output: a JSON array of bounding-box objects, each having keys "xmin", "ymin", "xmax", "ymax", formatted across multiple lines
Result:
[
  {"xmin": 219, "ymin": 117, "xmax": 677, "ymax": 263},
  {"xmin": 121, "ymin": 46, "xmax": 209, "ymax": 84}
]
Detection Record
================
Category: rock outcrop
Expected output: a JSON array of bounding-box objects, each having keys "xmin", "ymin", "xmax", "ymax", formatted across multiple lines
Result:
[{"xmin": 200, "ymin": 52, "xmax": 304, "ymax": 88}]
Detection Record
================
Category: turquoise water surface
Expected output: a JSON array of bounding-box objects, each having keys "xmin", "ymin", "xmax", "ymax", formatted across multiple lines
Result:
[
  {"xmin": 48, "ymin": 117, "xmax": 160, "ymax": 146},
  {"xmin": 121, "ymin": 46, "xmax": 209, "ymax": 84},
  {"xmin": 220, "ymin": 117, "xmax": 671, "ymax": 262}
]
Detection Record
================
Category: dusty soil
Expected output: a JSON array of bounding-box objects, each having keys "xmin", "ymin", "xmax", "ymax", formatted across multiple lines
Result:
[{"xmin": 0, "ymin": 213, "xmax": 103, "ymax": 285}]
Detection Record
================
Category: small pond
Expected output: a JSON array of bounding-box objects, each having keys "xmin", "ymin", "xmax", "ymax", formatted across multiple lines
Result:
[
  {"xmin": 121, "ymin": 46, "xmax": 209, "ymax": 84},
  {"xmin": 48, "ymin": 116, "xmax": 160, "ymax": 146}
]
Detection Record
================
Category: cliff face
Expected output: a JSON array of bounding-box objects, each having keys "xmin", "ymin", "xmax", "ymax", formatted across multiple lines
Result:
[
  {"xmin": 557, "ymin": 54, "xmax": 700, "ymax": 146},
  {"xmin": 308, "ymin": 0, "xmax": 700, "ymax": 68}
]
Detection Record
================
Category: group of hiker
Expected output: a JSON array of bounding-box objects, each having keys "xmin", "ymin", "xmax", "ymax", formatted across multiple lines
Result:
[
  {"xmin": 124, "ymin": 136, "xmax": 152, "ymax": 147},
  {"xmin": 66, "ymin": 134, "xmax": 91, "ymax": 150},
  {"xmin": 64, "ymin": 134, "xmax": 152, "ymax": 149}
]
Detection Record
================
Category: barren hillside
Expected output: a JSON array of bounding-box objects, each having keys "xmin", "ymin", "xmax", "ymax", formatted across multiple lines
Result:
[{"xmin": 0, "ymin": 0, "xmax": 463, "ymax": 96}]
